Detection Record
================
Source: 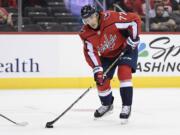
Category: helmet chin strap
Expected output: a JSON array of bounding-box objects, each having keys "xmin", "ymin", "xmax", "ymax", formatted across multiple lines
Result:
[
  {"xmin": 97, "ymin": 13, "xmax": 100, "ymax": 27},
  {"xmin": 82, "ymin": 19, "xmax": 86, "ymax": 25}
]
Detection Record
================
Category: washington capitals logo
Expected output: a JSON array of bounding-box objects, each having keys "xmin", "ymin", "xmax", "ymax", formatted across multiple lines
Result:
[{"xmin": 98, "ymin": 34, "xmax": 117, "ymax": 53}]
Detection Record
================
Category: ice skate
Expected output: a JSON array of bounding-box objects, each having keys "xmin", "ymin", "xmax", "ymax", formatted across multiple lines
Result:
[
  {"xmin": 94, "ymin": 104, "xmax": 113, "ymax": 119},
  {"xmin": 120, "ymin": 106, "xmax": 131, "ymax": 124}
]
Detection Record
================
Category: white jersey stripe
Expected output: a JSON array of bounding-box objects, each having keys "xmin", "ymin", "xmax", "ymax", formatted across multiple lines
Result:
[
  {"xmin": 85, "ymin": 41, "xmax": 99, "ymax": 66},
  {"xmin": 115, "ymin": 22, "xmax": 138, "ymax": 39},
  {"xmin": 98, "ymin": 89, "xmax": 112, "ymax": 97},
  {"xmin": 131, "ymin": 22, "xmax": 138, "ymax": 39}
]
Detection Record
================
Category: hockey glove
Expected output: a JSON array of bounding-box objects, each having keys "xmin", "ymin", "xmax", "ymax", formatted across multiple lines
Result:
[
  {"xmin": 93, "ymin": 66, "xmax": 104, "ymax": 86},
  {"xmin": 126, "ymin": 36, "xmax": 140, "ymax": 50}
]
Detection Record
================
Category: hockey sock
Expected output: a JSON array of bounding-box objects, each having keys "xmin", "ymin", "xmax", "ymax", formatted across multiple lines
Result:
[
  {"xmin": 99, "ymin": 91, "xmax": 113, "ymax": 106},
  {"xmin": 120, "ymin": 87, "xmax": 133, "ymax": 106}
]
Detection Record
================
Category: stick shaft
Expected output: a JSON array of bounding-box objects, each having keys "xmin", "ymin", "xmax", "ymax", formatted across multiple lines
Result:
[
  {"xmin": 0, "ymin": 114, "xmax": 17, "ymax": 124},
  {"xmin": 103, "ymin": 51, "xmax": 125, "ymax": 76},
  {"xmin": 0, "ymin": 113, "xmax": 27, "ymax": 126},
  {"xmin": 51, "ymin": 87, "xmax": 91, "ymax": 124}
]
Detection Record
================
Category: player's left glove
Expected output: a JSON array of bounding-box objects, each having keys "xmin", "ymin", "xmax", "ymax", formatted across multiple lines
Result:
[{"xmin": 125, "ymin": 36, "xmax": 140, "ymax": 50}]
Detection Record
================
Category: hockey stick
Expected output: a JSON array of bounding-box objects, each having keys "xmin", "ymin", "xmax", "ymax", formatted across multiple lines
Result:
[
  {"xmin": 45, "ymin": 51, "xmax": 125, "ymax": 128},
  {"xmin": 0, "ymin": 113, "xmax": 28, "ymax": 126}
]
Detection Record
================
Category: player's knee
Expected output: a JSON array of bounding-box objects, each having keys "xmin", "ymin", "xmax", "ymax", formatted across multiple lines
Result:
[
  {"xmin": 118, "ymin": 65, "xmax": 132, "ymax": 81},
  {"xmin": 97, "ymin": 79, "xmax": 111, "ymax": 92}
]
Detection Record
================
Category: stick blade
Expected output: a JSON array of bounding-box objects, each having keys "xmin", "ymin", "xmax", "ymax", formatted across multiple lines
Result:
[{"xmin": 45, "ymin": 121, "xmax": 54, "ymax": 128}]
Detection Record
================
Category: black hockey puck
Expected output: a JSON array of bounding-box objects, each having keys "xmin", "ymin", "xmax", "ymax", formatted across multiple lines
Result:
[{"xmin": 45, "ymin": 122, "xmax": 53, "ymax": 128}]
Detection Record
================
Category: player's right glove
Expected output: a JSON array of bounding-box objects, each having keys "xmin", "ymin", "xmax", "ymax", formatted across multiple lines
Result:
[{"xmin": 93, "ymin": 66, "xmax": 104, "ymax": 86}]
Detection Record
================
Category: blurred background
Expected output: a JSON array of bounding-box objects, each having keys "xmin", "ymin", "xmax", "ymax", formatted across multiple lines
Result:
[{"xmin": 0, "ymin": 0, "xmax": 179, "ymax": 32}]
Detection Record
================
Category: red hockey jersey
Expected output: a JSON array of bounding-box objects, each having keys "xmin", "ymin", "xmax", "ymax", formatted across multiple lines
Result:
[{"xmin": 79, "ymin": 11, "xmax": 141, "ymax": 68}]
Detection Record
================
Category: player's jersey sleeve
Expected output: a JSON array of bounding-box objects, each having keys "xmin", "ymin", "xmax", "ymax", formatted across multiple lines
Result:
[
  {"xmin": 79, "ymin": 33, "xmax": 101, "ymax": 68},
  {"xmin": 112, "ymin": 12, "xmax": 141, "ymax": 40},
  {"xmin": 83, "ymin": 40, "xmax": 101, "ymax": 68}
]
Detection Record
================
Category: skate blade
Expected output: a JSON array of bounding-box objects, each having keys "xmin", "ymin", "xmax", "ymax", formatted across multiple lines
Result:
[
  {"xmin": 94, "ymin": 110, "xmax": 113, "ymax": 120},
  {"xmin": 120, "ymin": 119, "xmax": 128, "ymax": 125}
]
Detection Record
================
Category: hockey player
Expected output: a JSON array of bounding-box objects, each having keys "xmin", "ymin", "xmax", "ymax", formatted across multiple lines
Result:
[{"xmin": 79, "ymin": 5, "xmax": 141, "ymax": 122}]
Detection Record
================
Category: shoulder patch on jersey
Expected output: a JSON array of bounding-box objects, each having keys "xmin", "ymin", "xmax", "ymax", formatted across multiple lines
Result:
[{"xmin": 103, "ymin": 11, "xmax": 111, "ymax": 20}]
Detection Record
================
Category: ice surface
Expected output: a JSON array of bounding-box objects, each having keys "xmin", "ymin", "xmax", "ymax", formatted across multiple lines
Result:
[{"xmin": 0, "ymin": 88, "xmax": 180, "ymax": 135}]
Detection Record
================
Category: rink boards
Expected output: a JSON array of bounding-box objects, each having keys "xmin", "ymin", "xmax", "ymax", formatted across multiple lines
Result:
[{"xmin": 0, "ymin": 33, "xmax": 179, "ymax": 89}]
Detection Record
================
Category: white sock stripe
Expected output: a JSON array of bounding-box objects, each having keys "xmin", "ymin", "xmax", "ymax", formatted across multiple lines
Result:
[
  {"xmin": 98, "ymin": 89, "xmax": 112, "ymax": 97},
  {"xmin": 120, "ymin": 81, "xmax": 133, "ymax": 88}
]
